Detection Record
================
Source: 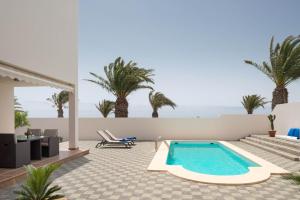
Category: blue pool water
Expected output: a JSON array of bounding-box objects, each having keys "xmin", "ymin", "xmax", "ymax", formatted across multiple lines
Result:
[{"xmin": 166, "ymin": 141, "xmax": 259, "ymax": 175}]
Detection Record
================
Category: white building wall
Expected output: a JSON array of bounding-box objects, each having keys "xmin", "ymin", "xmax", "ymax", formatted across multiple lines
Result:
[
  {"xmin": 0, "ymin": 0, "xmax": 78, "ymax": 84},
  {"xmin": 16, "ymin": 115, "xmax": 269, "ymax": 141}
]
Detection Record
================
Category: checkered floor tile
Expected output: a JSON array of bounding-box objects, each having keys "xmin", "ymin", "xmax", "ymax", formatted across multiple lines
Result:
[{"xmin": 1, "ymin": 141, "xmax": 300, "ymax": 200}]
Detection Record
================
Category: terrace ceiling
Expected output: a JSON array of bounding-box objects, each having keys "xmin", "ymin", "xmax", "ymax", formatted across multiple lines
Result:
[{"xmin": 0, "ymin": 60, "xmax": 74, "ymax": 92}]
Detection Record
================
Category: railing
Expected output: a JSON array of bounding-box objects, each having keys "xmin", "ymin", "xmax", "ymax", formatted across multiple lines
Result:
[
  {"xmin": 155, "ymin": 136, "xmax": 173, "ymax": 157},
  {"xmin": 155, "ymin": 136, "xmax": 162, "ymax": 152},
  {"xmin": 163, "ymin": 140, "xmax": 170, "ymax": 149}
]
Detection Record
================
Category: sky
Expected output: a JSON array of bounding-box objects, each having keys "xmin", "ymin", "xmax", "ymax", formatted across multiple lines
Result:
[{"xmin": 15, "ymin": 0, "xmax": 300, "ymax": 117}]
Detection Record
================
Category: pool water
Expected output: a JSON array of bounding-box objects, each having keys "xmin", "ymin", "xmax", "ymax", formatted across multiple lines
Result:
[{"xmin": 166, "ymin": 141, "xmax": 259, "ymax": 175}]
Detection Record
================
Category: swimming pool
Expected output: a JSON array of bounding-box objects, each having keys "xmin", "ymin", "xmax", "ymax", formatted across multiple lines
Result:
[
  {"xmin": 148, "ymin": 140, "xmax": 288, "ymax": 184},
  {"xmin": 166, "ymin": 141, "xmax": 259, "ymax": 175}
]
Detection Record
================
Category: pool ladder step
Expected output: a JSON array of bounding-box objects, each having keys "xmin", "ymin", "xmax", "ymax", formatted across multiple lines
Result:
[{"xmin": 240, "ymin": 138, "xmax": 300, "ymax": 161}]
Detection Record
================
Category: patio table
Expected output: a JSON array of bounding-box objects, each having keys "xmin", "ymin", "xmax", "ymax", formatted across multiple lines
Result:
[{"xmin": 17, "ymin": 135, "xmax": 47, "ymax": 160}]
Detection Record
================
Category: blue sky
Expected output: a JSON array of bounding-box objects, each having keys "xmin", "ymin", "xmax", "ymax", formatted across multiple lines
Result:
[{"xmin": 16, "ymin": 0, "xmax": 300, "ymax": 117}]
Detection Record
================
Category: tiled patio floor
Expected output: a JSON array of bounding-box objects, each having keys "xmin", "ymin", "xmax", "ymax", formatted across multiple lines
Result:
[{"xmin": 1, "ymin": 141, "xmax": 300, "ymax": 200}]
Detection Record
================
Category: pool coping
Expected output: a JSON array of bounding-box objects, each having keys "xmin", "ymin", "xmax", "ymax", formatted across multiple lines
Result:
[{"xmin": 147, "ymin": 140, "xmax": 289, "ymax": 185}]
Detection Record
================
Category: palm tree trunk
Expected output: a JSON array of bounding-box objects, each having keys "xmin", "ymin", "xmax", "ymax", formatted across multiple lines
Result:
[
  {"xmin": 272, "ymin": 86, "xmax": 288, "ymax": 110},
  {"xmin": 57, "ymin": 105, "xmax": 64, "ymax": 118},
  {"xmin": 247, "ymin": 110, "xmax": 253, "ymax": 114},
  {"xmin": 115, "ymin": 97, "xmax": 128, "ymax": 117},
  {"xmin": 152, "ymin": 110, "xmax": 158, "ymax": 118}
]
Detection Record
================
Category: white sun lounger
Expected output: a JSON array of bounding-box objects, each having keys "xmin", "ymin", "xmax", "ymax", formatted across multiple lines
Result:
[
  {"xmin": 95, "ymin": 130, "xmax": 131, "ymax": 148},
  {"xmin": 104, "ymin": 130, "xmax": 136, "ymax": 144}
]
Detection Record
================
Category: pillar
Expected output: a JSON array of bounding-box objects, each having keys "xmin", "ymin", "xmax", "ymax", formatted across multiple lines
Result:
[
  {"xmin": 0, "ymin": 79, "xmax": 14, "ymax": 133},
  {"xmin": 68, "ymin": 87, "xmax": 79, "ymax": 150}
]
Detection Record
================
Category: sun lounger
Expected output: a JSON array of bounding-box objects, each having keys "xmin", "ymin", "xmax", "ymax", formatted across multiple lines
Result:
[
  {"xmin": 276, "ymin": 128, "xmax": 300, "ymax": 141},
  {"xmin": 95, "ymin": 130, "xmax": 131, "ymax": 148},
  {"xmin": 104, "ymin": 130, "xmax": 136, "ymax": 144}
]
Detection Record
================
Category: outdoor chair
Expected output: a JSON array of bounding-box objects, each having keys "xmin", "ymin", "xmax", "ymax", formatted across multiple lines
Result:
[
  {"xmin": 41, "ymin": 129, "xmax": 59, "ymax": 157},
  {"xmin": 96, "ymin": 130, "xmax": 131, "ymax": 148},
  {"xmin": 0, "ymin": 133, "xmax": 31, "ymax": 168},
  {"xmin": 104, "ymin": 130, "xmax": 136, "ymax": 145},
  {"xmin": 28, "ymin": 129, "xmax": 43, "ymax": 136}
]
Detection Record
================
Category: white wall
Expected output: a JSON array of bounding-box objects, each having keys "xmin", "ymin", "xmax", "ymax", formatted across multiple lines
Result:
[
  {"xmin": 16, "ymin": 115, "xmax": 269, "ymax": 141},
  {"xmin": 273, "ymin": 102, "xmax": 300, "ymax": 135},
  {"xmin": 0, "ymin": 0, "xmax": 78, "ymax": 84}
]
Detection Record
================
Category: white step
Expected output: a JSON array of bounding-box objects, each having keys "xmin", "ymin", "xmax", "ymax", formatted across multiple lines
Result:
[
  {"xmin": 251, "ymin": 135, "xmax": 300, "ymax": 149},
  {"xmin": 240, "ymin": 139, "xmax": 299, "ymax": 161},
  {"xmin": 245, "ymin": 137, "xmax": 300, "ymax": 156}
]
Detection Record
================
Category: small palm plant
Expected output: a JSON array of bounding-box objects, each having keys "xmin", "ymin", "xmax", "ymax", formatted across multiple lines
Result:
[
  {"xmin": 96, "ymin": 100, "xmax": 115, "ymax": 118},
  {"xmin": 14, "ymin": 164, "xmax": 64, "ymax": 200},
  {"xmin": 86, "ymin": 57, "xmax": 154, "ymax": 117},
  {"xmin": 283, "ymin": 174, "xmax": 300, "ymax": 185},
  {"xmin": 47, "ymin": 91, "xmax": 69, "ymax": 118},
  {"xmin": 149, "ymin": 91, "xmax": 176, "ymax": 118},
  {"xmin": 245, "ymin": 35, "xmax": 300, "ymax": 110},
  {"xmin": 241, "ymin": 95, "xmax": 268, "ymax": 114}
]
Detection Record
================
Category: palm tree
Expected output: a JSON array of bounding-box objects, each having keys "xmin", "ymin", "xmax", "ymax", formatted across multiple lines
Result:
[
  {"xmin": 46, "ymin": 91, "xmax": 69, "ymax": 118},
  {"xmin": 149, "ymin": 91, "xmax": 176, "ymax": 118},
  {"xmin": 14, "ymin": 97, "xmax": 30, "ymax": 129},
  {"xmin": 245, "ymin": 35, "xmax": 300, "ymax": 110},
  {"xmin": 96, "ymin": 100, "xmax": 115, "ymax": 118},
  {"xmin": 241, "ymin": 95, "xmax": 268, "ymax": 114},
  {"xmin": 14, "ymin": 164, "xmax": 64, "ymax": 200},
  {"xmin": 86, "ymin": 57, "xmax": 154, "ymax": 117},
  {"xmin": 14, "ymin": 97, "xmax": 23, "ymax": 112}
]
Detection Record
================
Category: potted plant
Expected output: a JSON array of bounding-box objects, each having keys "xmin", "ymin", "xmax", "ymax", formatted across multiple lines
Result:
[
  {"xmin": 14, "ymin": 164, "xmax": 65, "ymax": 200},
  {"xmin": 267, "ymin": 114, "xmax": 276, "ymax": 137}
]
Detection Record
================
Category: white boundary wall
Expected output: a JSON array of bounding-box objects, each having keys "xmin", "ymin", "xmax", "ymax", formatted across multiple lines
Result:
[
  {"xmin": 273, "ymin": 102, "xmax": 300, "ymax": 136},
  {"xmin": 16, "ymin": 115, "xmax": 269, "ymax": 141}
]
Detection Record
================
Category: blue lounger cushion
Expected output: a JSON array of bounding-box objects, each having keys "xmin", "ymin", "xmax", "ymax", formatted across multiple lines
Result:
[
  {"xmin": 126, "ymin": 137, "xmax": 136, "ymax": 140},
  {"xmin": 287, "ymin": 128, "xmax": 300, "ymax": 139}
]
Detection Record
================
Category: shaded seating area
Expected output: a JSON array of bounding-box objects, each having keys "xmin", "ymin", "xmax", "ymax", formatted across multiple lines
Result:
[
  {"xmin": 0, "ymin": 129, "xmax": 60, "ymax": 168},
  {"xmin": 0, "ymin": 134, "xmax": 30, "ymax": 168}
]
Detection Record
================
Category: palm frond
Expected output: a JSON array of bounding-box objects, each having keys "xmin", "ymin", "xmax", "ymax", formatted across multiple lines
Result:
[
  {"xmin": 241, "ymin": 95, "xmax": 268, "ymax": 114},
  {"xmin": 245, "ymin": 35, "xmax": 300, "ymax": 87},
  {"xmin": 14, "ymin": 164, "xmax": 64, "ymax": 200},
  {"xmin": 244, "ymin": 60, "xmax": 273, "ymax": 80},
  {"xmin": 283, "ymin": 174, "xmax": 300, "ymax": 185},
  {"xmin": 86, "ymin": 57, "xmax": 154, "ymax": 99},
  {"xmin": 96, "ymin": 100, "xmax": 115, "ymax": 118},
  {"xmin": 149, "ymin": 91, "xmax": 176, "ymax": 111}
]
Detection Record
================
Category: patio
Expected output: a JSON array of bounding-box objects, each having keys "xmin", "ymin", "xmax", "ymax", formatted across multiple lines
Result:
[
  {"xmin": 0, "ymin": 142, "xmax": 89, "ymax": 188},
  {"xmin": 1, "ymin": 141, "xmax": 300, "ymax": 200}
]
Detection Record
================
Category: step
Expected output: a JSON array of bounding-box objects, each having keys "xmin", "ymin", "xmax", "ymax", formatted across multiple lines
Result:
[
  {"xmin": 251, "ymin": 135, "xmax": 300, "ymax": 149},
  {"xmin": 245, "ymin": 137, "xmax": 300, "ymax": 156},
  {"xmin": 240, "ymin": 139, "xmax": 300, "ymax": 161}
]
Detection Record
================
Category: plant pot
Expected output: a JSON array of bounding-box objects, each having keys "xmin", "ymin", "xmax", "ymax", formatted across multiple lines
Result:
[{"xmin": 268, "ymin": 130, "xmax": 276, "ymax": 137}]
